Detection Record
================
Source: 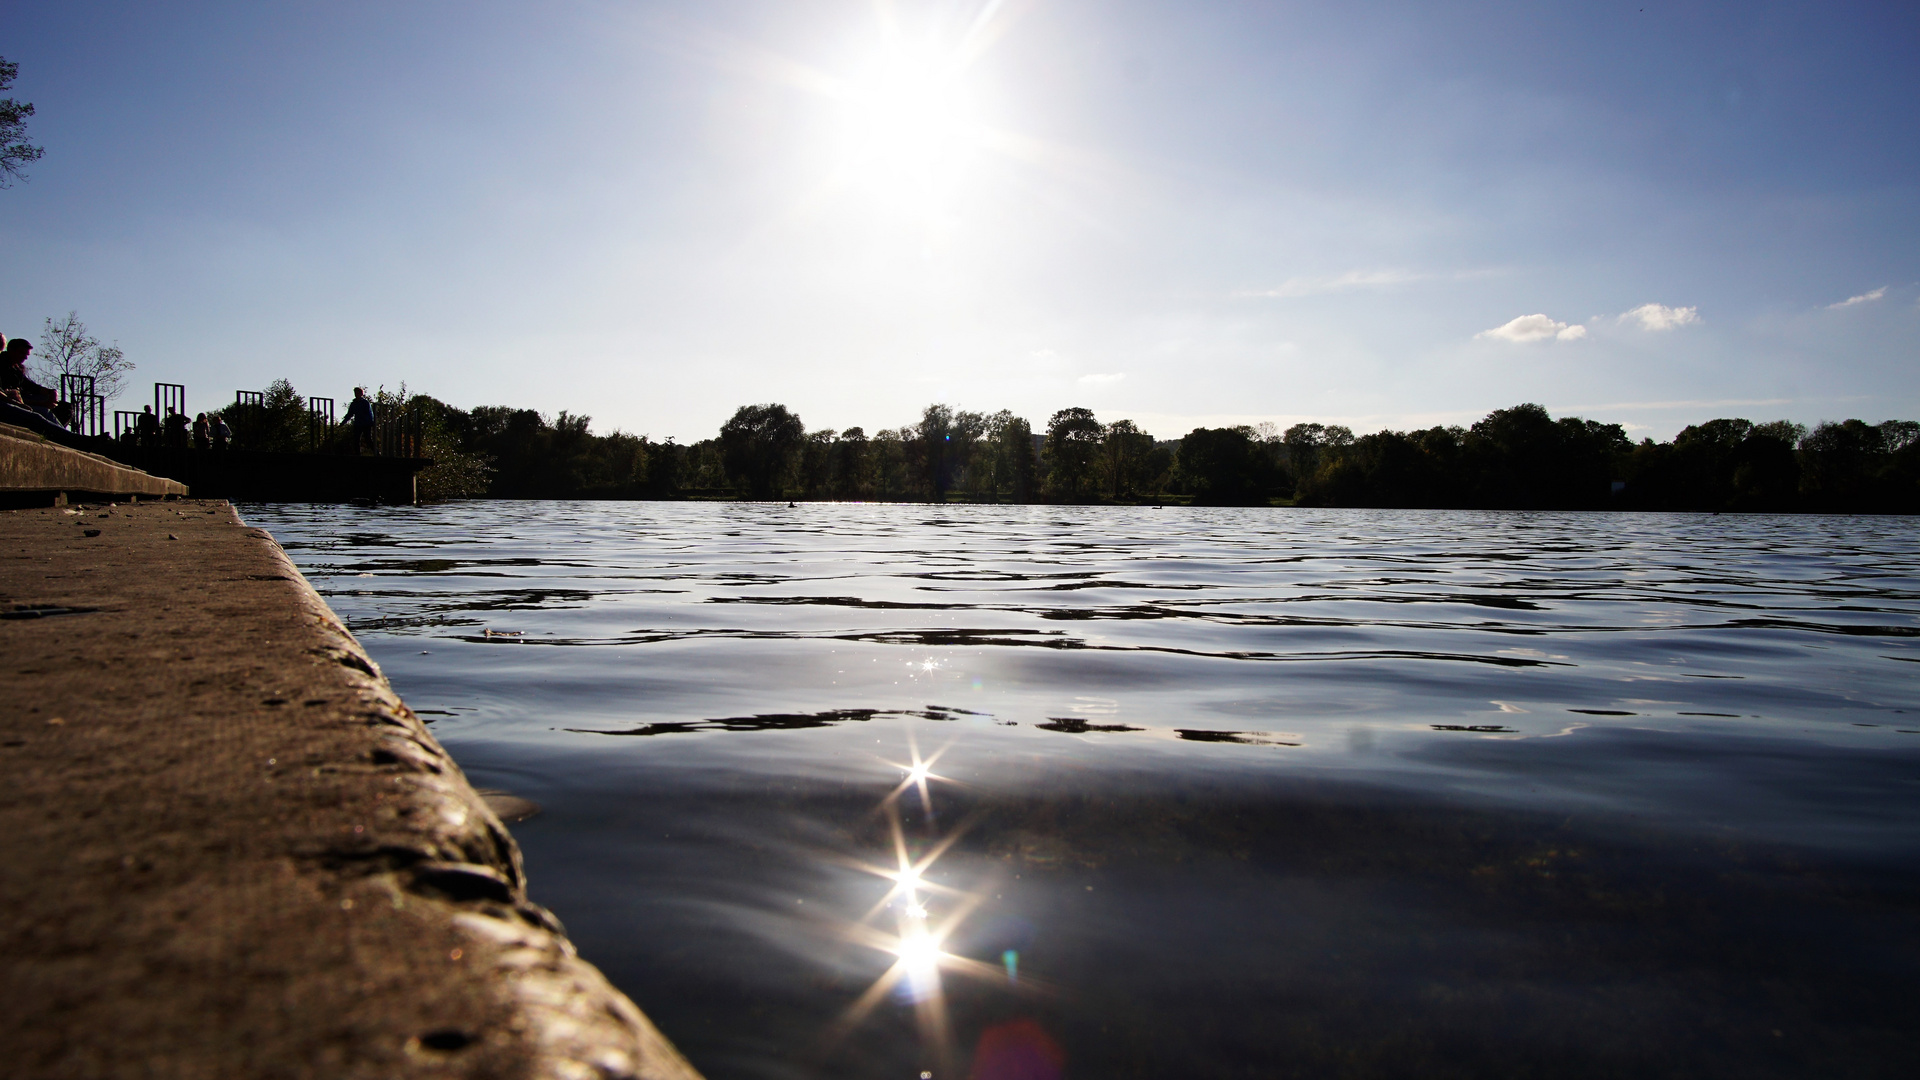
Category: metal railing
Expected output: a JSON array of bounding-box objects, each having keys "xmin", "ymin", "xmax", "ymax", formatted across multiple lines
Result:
[
  {"xmin": 71, "ymin": 394, "xmax": 105, "ymax": 437},
  {"xmin": 307, "ymin": 398, "xmax": 335, "ymax": 450},
  {"xmin": 374, "ymin": 401, "xmax": 425, "ymax": 457},
  {"xmin": 59, "ymin": 375, "xmax": 106, "ymax": 437},
  {"xmin": 155, "ymin": 382, "xmax": 186, "ymax": 420}
]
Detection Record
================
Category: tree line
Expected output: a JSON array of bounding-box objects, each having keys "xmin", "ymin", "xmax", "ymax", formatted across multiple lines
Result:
[{"xmin": 219, "ymin": 380, "xmax": 1920, "ymax": 513}]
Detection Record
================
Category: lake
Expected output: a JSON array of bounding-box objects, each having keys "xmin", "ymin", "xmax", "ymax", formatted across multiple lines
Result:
[{"xmin": 245, "ymin": 502, "xmax": 1920, "ymax": 1079}]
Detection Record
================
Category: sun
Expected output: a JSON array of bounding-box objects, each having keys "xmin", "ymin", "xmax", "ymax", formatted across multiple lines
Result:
[{"xmin": 833, "ymin": 37, "xmax": 985, "ymax": 217}]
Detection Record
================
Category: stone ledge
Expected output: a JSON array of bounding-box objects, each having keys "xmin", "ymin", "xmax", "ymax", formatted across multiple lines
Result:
[
  {"xmin": 0, "ymin": 420, "xmax": 188, "ymax": 502},
  {"xmin": 0, "ymin": 500, "xmax": 701, "ymax": 1080}
]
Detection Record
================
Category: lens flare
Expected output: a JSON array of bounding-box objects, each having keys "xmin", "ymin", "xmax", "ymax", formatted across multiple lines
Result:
[
  {"xmin": 824, "ymin": 736, "xmax": 1018, "ymax": 1069},
  {"xmin": 884, "ymin": 734, "xmax": 953, "ymax": 820},
  {"xmin": 896, "ymin": 927, "xmax": 944, "ymax": 979}
]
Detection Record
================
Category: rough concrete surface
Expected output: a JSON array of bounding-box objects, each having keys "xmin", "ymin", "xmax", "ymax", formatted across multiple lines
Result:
[
  {"xmin": 0, "ymin": 501, "xmax": 702, "ymax": 1080},
  {"xmin": 0, "ymin": 421, "xmax": 188, "ymax": 502}
]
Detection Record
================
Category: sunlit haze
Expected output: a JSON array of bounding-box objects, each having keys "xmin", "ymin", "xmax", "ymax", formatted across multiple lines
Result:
[{"xmin": 2, "ymin": 0, "xmax": 1915, "ymax": 440}]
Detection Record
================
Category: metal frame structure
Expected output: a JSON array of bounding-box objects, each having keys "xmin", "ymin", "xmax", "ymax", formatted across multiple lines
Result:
[
  {"xmin": 59, "ymin": 375, "xmax": 106, "ymax": 437},
  {"xmin": 234, "ymin": 390, "xmax": 264, "ymax": 408},
  {"xmin": 155, "ymin": 382, "xmax": 187, "ymax": 421},
  {"xmin": 308, "ymin": 397, "xmax": 335, "ymax": 450},
  {"xmin": 71, "ymin": 394, "xmax": 106, "ymax": 438}
]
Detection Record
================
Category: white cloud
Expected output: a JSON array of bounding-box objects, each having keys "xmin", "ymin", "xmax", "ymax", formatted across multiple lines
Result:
[
  {"xmin": 1827, "ymin": 286, "xmax": 1887, "ymax": 309},
  {"xmin": 1078, "ymin": 372, "xmax": 1126, "ymax": 384},
  {"xmin": 1475, "ymin": 313, "xmax": 1584, "ymax": 343},
  {"xmin": 1619, "ymin": 303, "xmax": 1700, "ymax": 331}
]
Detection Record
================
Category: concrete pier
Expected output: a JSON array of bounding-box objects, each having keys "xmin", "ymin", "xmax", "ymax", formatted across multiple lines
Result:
[
  {"xmin": 101, "ymin": 445, "xmax": 430, "ymax": 505},
  {"xmin": 0, "ymin": 500, "xmax": 702, "ymax": 1079}
]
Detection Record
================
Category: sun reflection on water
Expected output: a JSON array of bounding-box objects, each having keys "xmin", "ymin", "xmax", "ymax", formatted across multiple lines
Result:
[{"xmin": 821, "ymin": 731, "xmax": 1015, "ymax": 1068}]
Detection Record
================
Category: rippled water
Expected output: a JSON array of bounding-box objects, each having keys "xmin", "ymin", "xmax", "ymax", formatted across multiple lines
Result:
[{"xmin": 247, "ymin": 502, "xmax": 1920, "ymax": 1078}]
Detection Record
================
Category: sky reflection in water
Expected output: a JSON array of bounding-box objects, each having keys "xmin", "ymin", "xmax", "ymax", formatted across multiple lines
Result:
[{"xmin": 249, "ymin": 502, "xmax": 1920, "ymax": 1078}]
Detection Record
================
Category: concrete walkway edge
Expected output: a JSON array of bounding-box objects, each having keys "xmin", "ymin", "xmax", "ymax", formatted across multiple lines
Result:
[{"xmin": 0, "ymin": 501, "xmax": 703, "ymax": 1079}]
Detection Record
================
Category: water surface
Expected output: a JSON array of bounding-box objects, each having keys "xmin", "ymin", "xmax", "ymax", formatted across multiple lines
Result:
[{"xmin": 247, "ymin": 502, "xmax": 1920, "ymax": 1078}]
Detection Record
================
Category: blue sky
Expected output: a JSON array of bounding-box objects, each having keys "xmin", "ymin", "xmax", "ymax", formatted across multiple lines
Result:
[{"xmin": 3, "ymin": 0, "xmax": 1915, "ymax": 441}]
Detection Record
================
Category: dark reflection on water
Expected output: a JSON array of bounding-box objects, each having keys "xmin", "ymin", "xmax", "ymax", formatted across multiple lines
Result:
[
  {"xmin": 575, "ymin": 704, "xmax": 992, "ymax": 735},
  {"xmin": 246, "ymin": 502, "xmax": 1920, "ymax": 1078}
]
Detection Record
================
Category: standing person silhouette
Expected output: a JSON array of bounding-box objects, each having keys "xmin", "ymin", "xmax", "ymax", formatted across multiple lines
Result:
[
  {"xmin": 163, "ymin": 408, "xmax": 189, "ymax": 450},
  {"xmin": 135, "ymin": 404, "xmax": 160, "ymax": 447},
  {"xmin": 345, "ymin": 387, "xmax": 377, "ymax": 454}
]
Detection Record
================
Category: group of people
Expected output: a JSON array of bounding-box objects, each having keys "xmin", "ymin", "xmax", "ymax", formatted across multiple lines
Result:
[
  {"xmin": 3, "ymin": 330, "xmax": 231, "ymax": 449},
  {"xmin": 123, "ymin": 405, "xmax": 231, "ymax": 451}
]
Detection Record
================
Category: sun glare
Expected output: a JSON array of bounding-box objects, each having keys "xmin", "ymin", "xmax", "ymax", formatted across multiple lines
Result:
[{"xmin": 834, "ymin": 38, "xmax": 984, "ymax": 216}]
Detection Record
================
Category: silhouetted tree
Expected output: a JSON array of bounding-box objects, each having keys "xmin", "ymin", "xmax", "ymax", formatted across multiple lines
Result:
[
  {"xmin": 915, "ymin": 404, "xmax": 972, "ymax": 500},
  {"xmin": 641, "ymin": 438, "xmax": 682, "ymax": 495},
  {"xmin": 33, "ymin": 312, "xmax": 135, "ymax": 400},
  {"xmin": 1306, "ymin": 428, "xmax": 1453, "ymax": 507},
  {"xmin": 1878, "ymin": 421, "xmax": 1920, "ymax": 513},
  {"xmin": 223, "ymin": 378, "xmax": 309, "ymax": 452},
  {"xmin": 833, "ymin": 427, "xmax": 871, "ymax": 498},
  {"xmin": 872, "ymin": 428, "xmax": 912, "ymax": 498},
  {"xmin": 1881, "ymin": 421, "xmax": 1920, "ymax": 454},
  {"xmin": 1800, "ymin": 420, "xmax": 1888, "ymax": 511},
  {"xmin": 798, "ymin": 429, "xmax": 837, "ymax": 498},
  {"xmin": 1459, "ymin": 404, "xmax": 1627, "ymax": 509},
  {"xmin": 1283, "ymin": 423, "xmax": 1354, "ymax": 494},
  {"xmin": 191, "ymin": 378, "xmax": 1920, "ymax": 512},
  {"xmin": 719, "ymin": 403, "xmax": 805, "ymax": 499},
  {"xmin": 1100, "ymin": 419, "xmax": 1156, "ymax": 499},
  {"xmin": 949, "ymin": 409, "xmax": 987, "ymax": 497},
  {"xmin": 685, "ymin": 438, "xmax": 730, "ymax": 491},
  {"xmin": 465, "ymin": 406, "xmax": 552, "ymax": 495},
  {"xmin": 0, "ymin": 58, "xmax": 44, "ymax": 187},
  {"xmin": 405, "ymin": 394, "xmax": 494, "ymax": 500},
  {"xmin": 1682, "ymin": 419, "xmax": 1797, "ymax": 510},
  {"xmin": 979, "ymin": 411, "xmax": 1036, "ymax": 502},
  {"xmin": 1177, "ymin": 427, "xmax": 1267, "ymax": 505},
  {"xmin": 1045, "ymin": 407, "xmax": 1104, "ymax": 501}
]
